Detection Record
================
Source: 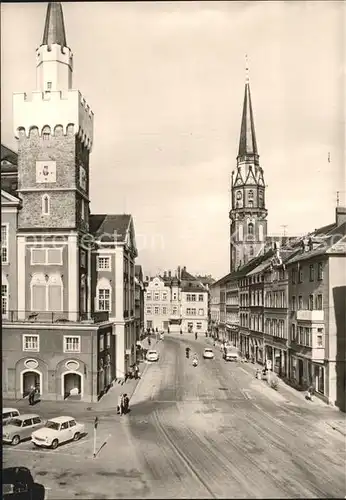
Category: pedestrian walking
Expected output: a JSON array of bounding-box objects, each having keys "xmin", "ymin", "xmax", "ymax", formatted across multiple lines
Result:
[
  {"xmin": 123, "ymin": 394, "xmax": 129, "ymax": 414},
  {"xmin": 120, "ymin": 394, "xmax": 125, "ymax": 415},
  {"xmin": 134, "ymin": 364, "xmax": 140, "ymax": 379},
  {"xmin": 117, "ymin": 393, "xmax": 123, "ymax": 415},
  {"xmin": 28, "ymin": 386, "xmax": 35, "ymax": 405}
]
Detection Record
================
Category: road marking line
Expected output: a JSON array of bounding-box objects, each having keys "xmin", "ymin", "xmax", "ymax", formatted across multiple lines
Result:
[{"xmin": 238, "ymin": 367, "xmax": 251, "ymax": 376}]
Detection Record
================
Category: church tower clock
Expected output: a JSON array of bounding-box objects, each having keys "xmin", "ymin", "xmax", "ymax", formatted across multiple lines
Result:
[
  {"xmin": 13, "ymin": 2, "xmax": 94, "ymax": 320},
  {"xmin": 229, "ymin": 70, "xmax": 268, "ymax": 272}
]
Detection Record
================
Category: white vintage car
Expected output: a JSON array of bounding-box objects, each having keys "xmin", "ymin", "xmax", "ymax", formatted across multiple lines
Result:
[{"xmin": 31, "ymin": 416, "xmax": 85, "ymax": 450}]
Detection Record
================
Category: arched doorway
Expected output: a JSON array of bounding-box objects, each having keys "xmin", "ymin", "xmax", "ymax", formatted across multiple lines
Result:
[
  {"xmin": 62, "ymin": 372, "xmax": 82, "ymax": 400},
  {"xmin": 21, "ymin": 370, "xmax": 41, "ymax": 398}
]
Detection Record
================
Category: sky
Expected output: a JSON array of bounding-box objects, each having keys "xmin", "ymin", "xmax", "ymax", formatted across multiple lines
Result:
[{"xmin": 1, "ymin": 1, "xmax": 345, "ymax": 280}]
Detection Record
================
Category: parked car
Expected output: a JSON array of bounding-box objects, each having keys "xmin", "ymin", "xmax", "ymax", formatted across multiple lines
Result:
[
  {"xmin": 31, "ymin": 416, "xmax": 85, "ymax": 449},
  {"xmin": 3, "ymin": 467, "xmax": 45, "ymax": 500},
  {"xmin": 3, "ymin": 408, "xmax": 20, "ymax": 426},
  {"xmin": 203, "ymin": 348, "xmax": 215, "ymax": 359},
  {"xmin": 3, "ymin": 414, "xmax": 45, "ymax": 446},
  {"xmin": 223, "ymin": 347, "xmax": 239, "ymax": 361},
  {"xmin": 146, "ymin": 349, "xmax": 159, "ymax": 362}
]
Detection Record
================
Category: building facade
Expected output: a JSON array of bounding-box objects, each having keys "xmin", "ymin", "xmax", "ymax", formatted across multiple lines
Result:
[
  {"xmin": 145, "ymin": 276, "xmax": 172, "ymax": 331},
  {"xmin": 144, "ymin": 267, "xmax": 209, "ymax": 334},
  {"xmin": 135, "ymin": 265, "xmax": 145, "ymax": 341},
  {"xmin": 286, "ymin": 211, "xmax": 346, "ymax": 409},
  {"xmin": 1, "ymin": 2, "xmax": 138, "ymax": 402}
]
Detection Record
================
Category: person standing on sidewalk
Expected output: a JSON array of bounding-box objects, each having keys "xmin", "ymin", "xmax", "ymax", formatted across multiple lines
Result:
[{"xmin": 117, "ymin": 393, "xmax": 123, "ymax": 415}]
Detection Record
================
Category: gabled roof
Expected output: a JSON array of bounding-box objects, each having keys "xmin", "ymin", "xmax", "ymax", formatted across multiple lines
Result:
[
  {"xmin": 180, "ymin": 268, "xmax": 196, "ymax": 280},
  {"xmin": 286, "ymin": 222, "xmax": 346, "ymax": 264},
  {"xmin": 89, "ymin": 214, "xmax": 131, "ymax": 243},
  {"xmin": 1, "ymin": 144, "xmax": 17, "ymax": 163},
  {"xmin": 181, "ymin": 281, "xmax": 207, "ymax": 293},
  {"xmin": 1, "ymin": 189, "xmax": 21, "ymax": 206}
]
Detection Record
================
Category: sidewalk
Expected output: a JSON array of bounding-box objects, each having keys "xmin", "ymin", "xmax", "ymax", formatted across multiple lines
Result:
[
  {"xmin": 3, "ymin": 336, "xmax": 159, "ymax": 414},
  {"xmin": 96, "ymin": 335, "xmax": 159, "ymax": 410}
]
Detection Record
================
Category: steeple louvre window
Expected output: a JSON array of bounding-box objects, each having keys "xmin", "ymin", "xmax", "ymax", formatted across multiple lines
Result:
[{"xmin": 248, "ymin": 223, "xmax": 254, "ymax": 236}]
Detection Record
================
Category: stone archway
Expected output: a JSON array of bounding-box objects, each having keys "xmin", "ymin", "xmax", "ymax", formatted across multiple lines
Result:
[
  {"xmin": 62, "ymin": 372, "xmax": 83, "ymax": 400},
  {"xmin": 21, "ymin": 370, "xmax": 42, "ymax": 398}
]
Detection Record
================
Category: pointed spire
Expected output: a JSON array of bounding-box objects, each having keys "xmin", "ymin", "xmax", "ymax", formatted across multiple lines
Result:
[
  {"xmin": 42, "ymin": 2, "xmax": 67, "ymax": 47},
  {"xmin": 238, "ymin": 56, "xmax": 258, "ymax": 157}
]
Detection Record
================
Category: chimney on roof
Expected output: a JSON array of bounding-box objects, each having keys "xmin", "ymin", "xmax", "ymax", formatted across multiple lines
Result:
[
  {"xmin": 177, "ymin": 266, "xmax": 181, "ymax": 279},
  {"xmin": 336, "ymin": 206, "xmax": 346, "ymax": 226},
  {"xmin": 183, "ymin": 266, "xmax": 186, "ymax": 272},
  {"xmin": 164, "ymin": 271, "xmax": 167, "ymax": 278},
  {"xmin": 168, "ymin": 270, "xmax": 171, "ymax": 278}
]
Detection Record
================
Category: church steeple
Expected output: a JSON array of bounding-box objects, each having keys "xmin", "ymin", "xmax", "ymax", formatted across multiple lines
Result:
[
  {"xmin": 36, "ymin": 2, "xmax": 73, "ymax": 92},
  {"xmin": 229, "ymin": 59, "xmax": 268, "ymax": 273},
  {"xmin": 238, "ymin": 80, "xmax": 258, "ymax": 159},
  {"xmin": 42, "ymin": 2, "xmax": 67, "ymax": 47}
]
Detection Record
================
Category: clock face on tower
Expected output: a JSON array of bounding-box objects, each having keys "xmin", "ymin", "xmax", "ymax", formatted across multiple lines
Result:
[
  {"xmin": 36, "ymin": 160, "xmax": 56, "ymax": 183},
  {"xmin": 236, "ymin": 191, "xmax": 242, "ymax": 200}
]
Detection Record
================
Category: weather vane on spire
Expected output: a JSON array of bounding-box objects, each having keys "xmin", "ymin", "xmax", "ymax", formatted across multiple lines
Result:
[{"xmin": 245, "ymin": 54, "xmax": 249, "ymax": 83}]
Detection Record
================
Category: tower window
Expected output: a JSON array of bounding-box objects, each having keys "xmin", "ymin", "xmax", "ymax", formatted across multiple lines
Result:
[
  {"xmin": 42, "ymin": 194, "xmax": 50, "ymax": 215},
  {"xmin": 249, "ymin": 246, "xmax": 254, "ymax": 257},
  {"xmin": 248, "ymin": 223, "xmax": 254, "ymax": 235},
  {"xmin": 248, "ymin": 190, "xmax": 254, "ymax": 199}
]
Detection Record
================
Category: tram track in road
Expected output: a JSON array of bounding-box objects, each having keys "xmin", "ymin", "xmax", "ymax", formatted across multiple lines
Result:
[{"xmin": 152, "ymin": 409, "xmax": 216, "ymax": 498}]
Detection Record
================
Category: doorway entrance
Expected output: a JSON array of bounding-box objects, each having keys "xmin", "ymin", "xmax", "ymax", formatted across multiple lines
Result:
[
  {"xmin": 22, "ymin": 371, "xmax": 41, "ymax": 398},
  {"xmin": 63, "ymin": 372, "xmax": 82, "ymax": 399}
]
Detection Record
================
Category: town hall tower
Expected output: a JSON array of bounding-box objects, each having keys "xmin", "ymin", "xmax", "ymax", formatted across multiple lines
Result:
[{"xmin": 13, "ymin": 2, "xmax": 94, "ymax": 320}]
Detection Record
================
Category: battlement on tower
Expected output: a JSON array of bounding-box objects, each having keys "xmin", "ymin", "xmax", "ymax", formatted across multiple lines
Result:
[
  {"xmin": 36, "ymin": 43, "xmax": 73, "ymax": 69},
  {"xmin": 13, "ymin": 90, "xmax": 94, "ymax": 150}
]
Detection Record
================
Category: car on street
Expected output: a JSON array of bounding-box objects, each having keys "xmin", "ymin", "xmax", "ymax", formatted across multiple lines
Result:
[
  {"xmin": 146, "ymin": 349, "xmax": 159, "ymax": 362},
  {"xmin": 223, "ymin": 347, "xmax": 239, "ymax": 361},
  {"xmin": 3, "ymin": 408, "xmax": 20, "ymax": 425},
  {"xmin": 3, "ymin": 467, "xmax": 45, "ymax": 500},
  {"xmin": 203, "ymin": 348, "xmax": 215, "ymax": 359},
  {"xmin": 31, "ymin": 416, "xmax": 85, "ymax": 449},
  {"xmin": 3, "ymin": 414, "xmax": 45, "ymax": 446}
]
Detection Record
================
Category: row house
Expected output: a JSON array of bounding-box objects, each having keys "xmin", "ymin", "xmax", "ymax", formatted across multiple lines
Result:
[
  {"xmin": 210, "ymin": 280, "xmax": 221, "ymax": 336},
  {"xmin": 145, "ymin": 275, "xmax": 174, "ymax": 331},
  {"xmin": 286, "ymin": 208, "xmax": 346, "ymax": 409},
  {"xmin": 225, "ymin": 276, "xmax": 239, "ymax": 346},
  {"xmin": 135, "ymin": 265, "xmax": 145, "ymax": 341},
  {"xmin": 181, "ymin": 281, "xmax": 208, "ymax": 334},
  {"xmin": 1, "ymin": 3, "xmax": 139, "ymax": 403},
  {"xmin": 262, "ymin": 246, "xmax": 299, "ymax": 376},
  {"xmin": 144, "ymin": 266, "xmax": 209, "ymax": 334},
  {"xmin": 238, "ymin": 255, "xmax": 268, "ymax": 357}
]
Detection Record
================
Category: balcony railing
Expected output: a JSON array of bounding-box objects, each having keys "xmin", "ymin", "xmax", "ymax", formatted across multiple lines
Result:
[
  {"xmin": 296, "ymin": 310, "xmax": 324, "ymax": 322},
  {"xmin": 2, "ymin": 310, "xmax": 109, "ymax": 324}
]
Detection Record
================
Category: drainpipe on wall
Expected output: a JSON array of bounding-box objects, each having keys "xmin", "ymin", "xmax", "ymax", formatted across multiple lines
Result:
[{"xmin": 91, "ymin": 329, "xmax": 93, "ymax": 403}]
